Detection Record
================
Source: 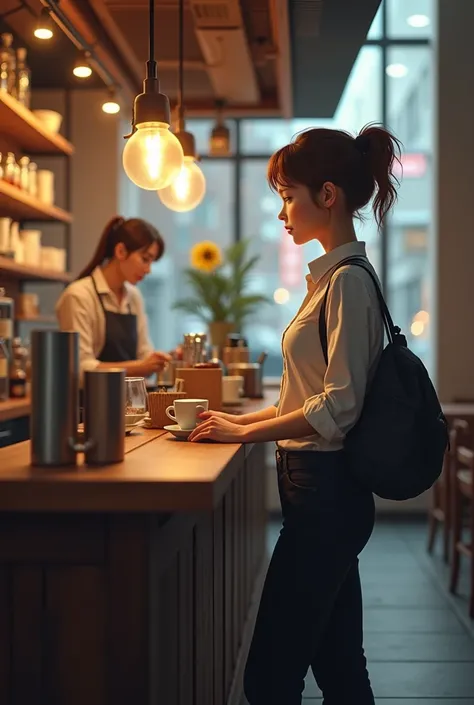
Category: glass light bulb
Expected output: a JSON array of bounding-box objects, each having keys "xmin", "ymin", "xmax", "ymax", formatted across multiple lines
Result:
[
  {"xmin": 123, "ymin": 122, "xmax": 184, "ymax": 191},
  {"xmin": 157, "ymin": 157, "xmax": 206, "ymax": 212}
]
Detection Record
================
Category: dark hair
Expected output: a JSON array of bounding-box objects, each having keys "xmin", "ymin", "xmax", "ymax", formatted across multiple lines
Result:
[
  {"xmin": 77, "ymin": 216, "xmax": 165, "ymax": 279},
  {"xmin": 267, "ymin": 123, "xmax": 402, "ymax": 228}
]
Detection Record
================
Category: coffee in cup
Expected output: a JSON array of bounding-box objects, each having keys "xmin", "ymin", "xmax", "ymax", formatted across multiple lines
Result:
[{"xmin": 165, "ymin": 398, "xmax": 209, "ymax": 430}]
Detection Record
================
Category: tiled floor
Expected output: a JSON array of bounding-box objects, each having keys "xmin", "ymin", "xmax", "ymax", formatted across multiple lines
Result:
[{"xmin": 244, "ymin": 516, "xmax": 474, "ymax": 704}]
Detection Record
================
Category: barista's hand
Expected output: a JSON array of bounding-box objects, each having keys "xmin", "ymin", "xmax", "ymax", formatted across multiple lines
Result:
[
  {"xmin": 188, "ymin": 414, "xmax": 248, "ymax": 443},
  {"xmin": 141, "ymin": 351, "xmax": 172, "ymax": 375}
]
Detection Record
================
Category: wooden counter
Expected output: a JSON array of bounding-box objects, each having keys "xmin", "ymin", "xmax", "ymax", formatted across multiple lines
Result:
[
  {"xmin": 0, "ymin": 396, "xmax": 273, "ymax": 705},
  {"xmin": 0, "ymin": 397, "xmax": 31, "ymax": 423}
]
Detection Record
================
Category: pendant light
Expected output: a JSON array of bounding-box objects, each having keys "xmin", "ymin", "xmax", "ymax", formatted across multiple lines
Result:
[
  {"xmin": 102, "ymin": 87, "xmax": 121, "ymax": 114},
  {"xmin": 157, "ymin": 0, "xmax": 206, "ymax": 212},
  {"xmin": 73, "ymin": 51, "xmax": 92, "ymax": 79},
  {"xmin": 209, "ymin": 99, "xmax": 231, "ymax": 156},
  {"xmin": 34, "ymin": 8, "xmax": 54, "ymax": 40},
  {"xmin": 122, "ymin": 0, "xmax": 184, "ymax": 190}
]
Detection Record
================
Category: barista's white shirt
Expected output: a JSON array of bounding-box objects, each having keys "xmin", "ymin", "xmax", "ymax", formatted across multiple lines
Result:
[
  {"xmin": 277, "ymin": 241, "xmax": 384, "ymax": 452},
  {"xmin": 55, "ymin": 266, "xmax": 153, "ymax": 376}
]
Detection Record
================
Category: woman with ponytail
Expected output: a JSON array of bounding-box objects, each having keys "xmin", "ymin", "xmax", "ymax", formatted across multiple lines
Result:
[
  {"xmin": 56, "ymin": 216, "xmax": 170, "ymax": 380},
  {"xmin": 187, "ymin": 124, "xmax": 402, "ymax": 704}
]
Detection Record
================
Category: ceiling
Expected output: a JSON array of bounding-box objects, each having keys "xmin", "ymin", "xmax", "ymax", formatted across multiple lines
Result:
[{"xmin": 0, "ymin": 0, "xmax": 381, "ymax": 117}]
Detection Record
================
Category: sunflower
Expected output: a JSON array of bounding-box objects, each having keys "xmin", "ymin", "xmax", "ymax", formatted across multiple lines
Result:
[{"xmin": 190, "ymin": 241, "xmax": 223, "ymax": 272}]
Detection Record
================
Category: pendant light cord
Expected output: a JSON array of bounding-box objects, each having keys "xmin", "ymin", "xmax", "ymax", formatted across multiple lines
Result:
[
  {"xmin": 178, "ymin": 0, "xmax": 184, "ymax": 123},
  {"xmin": 149, "ymin": 0, "xmax": 155, "ymax": 64}
]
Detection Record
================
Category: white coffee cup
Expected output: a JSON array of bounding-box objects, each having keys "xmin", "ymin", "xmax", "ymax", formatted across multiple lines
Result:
[
  {"xmin": 222, "ymin": 375, "xmax": 244, "ymax": 404},
  {"xmin": 165, "ymin": 398, "xmax": 209, "ymax": 430}
]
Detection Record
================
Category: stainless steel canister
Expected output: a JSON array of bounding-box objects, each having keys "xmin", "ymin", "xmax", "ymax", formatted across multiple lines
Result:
[
  {"xmin": 83, "ymin": 369, "xmax": 126, "ymax": 464},
  {"xmin": 30, "ymin": 330, "xmax": 79, "ymax": 466},
  {"xmin": 226, "ymin": 362, "xmax": 264, "ymax": 398}
]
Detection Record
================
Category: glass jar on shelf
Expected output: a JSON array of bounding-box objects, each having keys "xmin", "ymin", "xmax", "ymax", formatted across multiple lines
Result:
[
  {"xmin": 0, "ymin": 33, "xmax": 16, "ymax": 97},
  {"xmin": 3, "ymin": 153, "xmax": 16, "ymax": 185},
  {"xmin": 12, "ymin": 156, "xmax": 20, "ymax": 188},
  {"xmin": 18, "ymin": 156, "xmax": 30, "ymax": 191},
  {"xmin": 16, "ymin": 47, "xmax": 31, "ymax": 108},
  {"xmin": 0, "ymin": 337, "xmax": 8, "ymax": 401},
  {"xmin": 9, "ymin": 337, "xmax": 27, "ymax": 398},
  {"xmin": 28, "ymin": 161, "xmax": 38, "ymax": 197}
]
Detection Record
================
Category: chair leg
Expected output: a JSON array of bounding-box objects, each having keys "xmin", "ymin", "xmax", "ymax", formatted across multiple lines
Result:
[
  {"xmin": 470, "ymin": 502, "xmax": 474, "ymax": 620},
  {"xmin": 443, "ymin": 479, "xmax": 451, "ymax": 563},
  {"xmin": 449, "ymin": 485, "xmax": 462, "ymax": 594},
  {"xmin": 427, "ymin": 485, "xmax": 440, "ymax": 554}
]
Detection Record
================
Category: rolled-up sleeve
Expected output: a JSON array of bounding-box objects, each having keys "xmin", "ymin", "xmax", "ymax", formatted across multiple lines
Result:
[
  {"xmin": 56, "ymin": 291, "xmax": 100, "ymax": 376},
  {"xmin": 303, "ymin": 272, "xmax": 373, "ymax": 442}
]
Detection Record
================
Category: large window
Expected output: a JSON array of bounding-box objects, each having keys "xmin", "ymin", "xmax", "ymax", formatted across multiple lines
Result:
[
  {"xmin": 385, "ymin": 43, "xmax": 433, "ymax": 370},
  {"xmin": 120, "ymin": 0, "xmax": 434, "ymax": 376},
  {"xmin": 122, "ymin": 160, "xmax": 235, "ymax": 352}
]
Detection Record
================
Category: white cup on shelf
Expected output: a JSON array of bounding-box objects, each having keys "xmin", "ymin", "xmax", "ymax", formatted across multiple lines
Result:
[
  {"xmin": 37, "ymin": 169, "xmax": 55, "ymax": 205},
  {"xmin": 21, "ymin": 230, "xmax": 42, "ymax": 266}
]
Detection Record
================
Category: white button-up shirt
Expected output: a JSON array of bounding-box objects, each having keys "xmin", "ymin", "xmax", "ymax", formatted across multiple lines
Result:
[
  {"xmin": 277, "ymin": 241, "xmax": 384, "ymax": 452},
  {"xmin": 55, "ymin": 267, "xmax": 153, "ymax": 377}
]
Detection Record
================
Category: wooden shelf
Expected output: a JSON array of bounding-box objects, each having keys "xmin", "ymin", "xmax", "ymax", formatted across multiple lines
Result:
[
  {"xmin": 0, "ymin": 180, "xmax": 72, "ymax": 223},
  {"xmin": 0, "ymin": 397, "xmax": 30, "ymax": 423},
  {"xmin": 0, "ymin": 255, "xmax": 72, "ymax": 283},
  {"xmin": 15, "ymin": 314, "xmax": 56, "ymax": 323},
  {"xmin": 0, "ymin": 92, "xmax": 74, "ymax": 156}
]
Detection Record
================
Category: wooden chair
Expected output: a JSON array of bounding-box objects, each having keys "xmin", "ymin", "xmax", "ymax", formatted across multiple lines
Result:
[
  {"xmin": 427, "ymin": 419, "xmax": 469, "ymax": 561},
  {"xmin": 449, "ymin": 436, "xmax": 474, "ymax": 619}
]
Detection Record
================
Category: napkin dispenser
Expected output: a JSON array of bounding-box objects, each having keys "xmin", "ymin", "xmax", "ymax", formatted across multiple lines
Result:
[{"xmin": 177, "ymin": 367, "xmax": 222, "ymax": 411}]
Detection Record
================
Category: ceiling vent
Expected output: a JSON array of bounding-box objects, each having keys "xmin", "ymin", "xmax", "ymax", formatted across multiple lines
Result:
[{"xmin": 189, "ymin": 0, "xmax": 260, "ymax": 104}]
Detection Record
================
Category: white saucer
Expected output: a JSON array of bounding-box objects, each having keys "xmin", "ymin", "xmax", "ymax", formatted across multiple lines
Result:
[
  {"xmin": 125, "ymin": 420, "xmax": 145, "ymax": 435},
  {"xmin": 164, "ymin": 424, "xmax": 193, "ymax": 441}
]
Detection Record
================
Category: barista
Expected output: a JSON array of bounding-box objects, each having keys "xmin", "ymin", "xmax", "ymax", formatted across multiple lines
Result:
[{"xmin": 56, "ymin": 216, "xmax": 170, "ymax": 380}]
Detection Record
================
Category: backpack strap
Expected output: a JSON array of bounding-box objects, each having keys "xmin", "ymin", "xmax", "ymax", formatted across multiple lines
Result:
[{"xmin": 318, "ymin": 256, "xmax": 400, "ymax": 366}]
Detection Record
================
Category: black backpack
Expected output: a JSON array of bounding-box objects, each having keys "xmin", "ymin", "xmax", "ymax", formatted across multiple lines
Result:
[{"xmin": 319, "ymin": 257, "xmax": 449, "ymax": 501}]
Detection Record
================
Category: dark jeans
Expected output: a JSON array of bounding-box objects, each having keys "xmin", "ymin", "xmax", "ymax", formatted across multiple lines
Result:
[{"xmin": 244, "ymin": 448, "xmax": 375, "ymax": 705}]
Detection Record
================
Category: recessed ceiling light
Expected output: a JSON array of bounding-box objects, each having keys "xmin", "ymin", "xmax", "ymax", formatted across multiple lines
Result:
[
  {"xmin": 407, "ymin": 14, "xmax": 430, "ymax": 28},
  {"xmin": 386, "ymin": 63, "xmax": 409, "ymax": 78}
]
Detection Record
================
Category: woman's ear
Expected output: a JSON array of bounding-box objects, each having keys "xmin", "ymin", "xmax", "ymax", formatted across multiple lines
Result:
[
  {"xmin": 114, "ymin": 242, "xmax": 128, "ymax": 261},
  {"xmin": 318, "ymin": 181, "xmax": 337, "ymax": 208}
]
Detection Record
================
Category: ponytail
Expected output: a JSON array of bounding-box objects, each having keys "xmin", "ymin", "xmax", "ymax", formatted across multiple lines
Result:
[
  {"xmin": 77, "ymin": 216, "xmax": 124, "ymax": 279},
  {"xmin": 356, "ymin": 123, "xmax": 402, "ymax": 227},
  {"xmin": 76, "ymin": 216, "xmax": 165, "ymax": 280}
]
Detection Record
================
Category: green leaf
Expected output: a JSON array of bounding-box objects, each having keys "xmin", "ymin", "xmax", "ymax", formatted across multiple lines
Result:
[{"xmin": 172, "ymin": 298, "xmax": 212, "ymax": 324}]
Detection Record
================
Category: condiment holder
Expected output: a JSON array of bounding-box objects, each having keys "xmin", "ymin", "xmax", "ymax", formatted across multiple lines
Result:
[
  {"xmin": 146, "ymin": 390, "xmax": 187, "ymax": 428},
  {"xmin": 177, "ymin": 367, "xmax": 222, "ymax": 411}
]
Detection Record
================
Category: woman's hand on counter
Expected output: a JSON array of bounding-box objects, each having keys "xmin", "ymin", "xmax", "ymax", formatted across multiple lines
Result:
[{"xmin": 188, "ymin": 413, "xmax": 249, "ymax": 443}]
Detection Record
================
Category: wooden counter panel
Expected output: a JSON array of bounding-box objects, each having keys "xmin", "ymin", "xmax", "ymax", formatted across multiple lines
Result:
[
  {"xmin": 0, "ymin": 442, "xmax": 269, "ymax": 705},
  {"xmin": 0, "ymin": 514, "xmax": 106, "ymax": 564}
]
